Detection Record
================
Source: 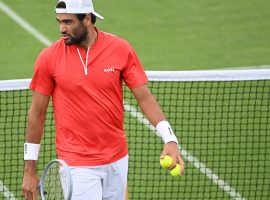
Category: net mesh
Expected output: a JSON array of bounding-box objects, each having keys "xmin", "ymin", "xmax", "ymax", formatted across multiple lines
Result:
[
  {"xmin": 40, "ymin": 160, "xmax": 71, "ymax": 200},
  {"xmin": 0, "ymin": 70, "xmax": 270, "ymax": 200}
]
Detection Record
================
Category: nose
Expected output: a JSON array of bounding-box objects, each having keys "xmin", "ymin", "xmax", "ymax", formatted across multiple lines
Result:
[{"xmin": 59, "ymin": 23, "xmax": 67, "ymax": 33}]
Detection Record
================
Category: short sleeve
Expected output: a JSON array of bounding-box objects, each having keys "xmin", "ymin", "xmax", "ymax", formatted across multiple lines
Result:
[
  {"xmin": 122, "ymin": 46, "xmax": 148, "ymax": 89},
  {"xmin": 29, "ymin": 49, "xmax": 55, "ymax": 96}
]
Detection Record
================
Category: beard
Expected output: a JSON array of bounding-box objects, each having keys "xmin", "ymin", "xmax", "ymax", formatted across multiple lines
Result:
[{"xmin": 62, "ymin": 23, "xmax": 88, "ymax": 46}]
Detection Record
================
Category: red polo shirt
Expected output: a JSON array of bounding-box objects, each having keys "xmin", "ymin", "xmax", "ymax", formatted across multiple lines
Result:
[{"xmin": 30, "ymin": 29, "xmax": 148, "ymax": 166}]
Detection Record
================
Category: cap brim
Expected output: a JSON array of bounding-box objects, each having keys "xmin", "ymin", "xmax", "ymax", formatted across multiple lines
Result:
[
  {"xmin": 55, "ymin": 8, "xmax": 104, "ymax": 20},
  {"xmin": 92, "ymin": 11, "xmax": 104, "ymax": 20}
]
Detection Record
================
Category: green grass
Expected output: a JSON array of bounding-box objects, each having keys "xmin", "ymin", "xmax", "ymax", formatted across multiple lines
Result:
[
  {"xmin": 0, "ymin": 0, "xmax": 270, "ymax": 199},
  {"xmin": 0, "ymin": 0, "xmax": 270, "ymax": 80}
]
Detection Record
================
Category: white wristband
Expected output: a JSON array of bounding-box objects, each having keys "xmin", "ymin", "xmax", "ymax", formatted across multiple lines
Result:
[
  {"xmin": 24, "ymin": 143, "xmax": 40, "ymax": 160},
  {"xmin": 156, "ymin": 121, "xmax": 178, "ymax": 144}
]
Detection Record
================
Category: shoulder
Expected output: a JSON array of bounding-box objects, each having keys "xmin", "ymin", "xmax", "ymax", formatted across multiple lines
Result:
[
  {"xmin": 40, "ymin": 39, "xmax": 65, "ymax": 57},
  {"xmin": 101, "ymin": 31, "xmax": 134, "ymax": 51},
  {"xmin": 34, "ymin": 39, "xmax": 65, "ymax": 70}
]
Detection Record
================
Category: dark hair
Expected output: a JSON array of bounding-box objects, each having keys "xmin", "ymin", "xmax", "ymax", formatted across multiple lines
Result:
[
  {"xmin": 56, "ymin": 1, "xmax": 96, "ymax": 24},
  {"xmin": 76, "ymin": 14, "xmax": 96, "ymax": 24},
  {"xmin": 55, "ymin": 1, "xmax": 66, "ymax": 9},
  {"xmin": 90, "ymin": 14, "xmax": 96, "ymax": 24}
]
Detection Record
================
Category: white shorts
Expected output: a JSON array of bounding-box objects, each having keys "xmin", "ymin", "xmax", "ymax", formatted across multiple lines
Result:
[{"xmin": 68, "ymin": 155, "xmax": 128, "ymax": 200}]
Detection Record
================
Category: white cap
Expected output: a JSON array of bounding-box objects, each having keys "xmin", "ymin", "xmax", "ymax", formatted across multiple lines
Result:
[{"xmin": 55, "ymin": 0, "xmax": 104, "ymax": 20}]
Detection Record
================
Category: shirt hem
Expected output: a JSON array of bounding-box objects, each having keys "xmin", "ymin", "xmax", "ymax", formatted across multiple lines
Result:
[{"xmin": 59, "ymin": 151, "xmax": 129, "ymax": 167}]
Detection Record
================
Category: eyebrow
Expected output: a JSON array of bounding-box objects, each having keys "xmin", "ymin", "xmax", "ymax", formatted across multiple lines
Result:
[{"xmin": 56, "ymin": 18, "xmax": 73, "ymax": 23}]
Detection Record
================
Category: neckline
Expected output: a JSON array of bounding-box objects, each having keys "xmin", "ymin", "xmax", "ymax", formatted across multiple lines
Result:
[
  {"xmin": 72, "ymin": 27, "xmax": 103, "ymax": 51},
  {"xmin": 77, "ymin": 47, "xmax": 90, "ymax": 75}
]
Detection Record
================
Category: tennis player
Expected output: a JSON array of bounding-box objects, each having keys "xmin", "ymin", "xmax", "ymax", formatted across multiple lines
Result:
[{"xmin": 22, "ymin": 0, "xmax": 184, "ymax": 199}]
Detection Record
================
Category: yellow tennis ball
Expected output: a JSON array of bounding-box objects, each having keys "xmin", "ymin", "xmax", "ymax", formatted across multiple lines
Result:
[
  {"xmin": 160, "ymin": 155, "xmax": 173, "ymax": 169},
  {"xmin": 170, "ymin": 164, "xmax": 181, "ymax": 177}
]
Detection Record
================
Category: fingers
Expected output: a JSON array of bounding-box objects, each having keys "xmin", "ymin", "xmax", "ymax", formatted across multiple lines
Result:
[
  {"xmin": 169, "ymin": 155, "xmax": 177, "ymax": 170},
  {"xmin": 22, "ymin": 181, "xmax": 39, "ymax": 200},
  {"xmin": 178, "ymin": 154, "xmax": 185, "ymax": 175},
  {"xmin": 160, "ymin": 152, "xmax": 167, "ymax": 159},
  {"xmin": 161, "ymin": 142, "xmax": 185, "ymax": 175},
  {"xmin": 23, "ymin": 190, "xmax": 33, "ymax": 200},
  {"xmin": 169, "ymin": 154, "xmax": 184, "ymax": 175},
  {"xmin": 23, "ymin": 189, "xmax": 35, "ymax": 200},
  {"xmin": 23, "ymin": 189, "xmax": 38, "ymax": 200},
  {"xmin": 23, "ymin": 192, "xmax": 32, "ymax": 200}
]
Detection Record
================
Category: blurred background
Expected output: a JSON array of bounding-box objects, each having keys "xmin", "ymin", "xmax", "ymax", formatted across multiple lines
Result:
[{"xmin": 0, "ymin": 0, "xmax": 270, "ymax": 80}]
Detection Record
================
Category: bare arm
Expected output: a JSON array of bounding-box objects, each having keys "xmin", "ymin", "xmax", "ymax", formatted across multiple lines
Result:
[
  {"xmin": 131, "ymin": 84, "xmax": 184, "ymax": 174},
  {"xmin": 22, "ymin": 91, "xmax": 50, "ymax": 200},
  {"xmin": 26, "ymin": 92, "xmax": 50, "ymax": 142},
  {"xmin": 131, "ymin": 84, "xmax": 166, "ymax": 126}
]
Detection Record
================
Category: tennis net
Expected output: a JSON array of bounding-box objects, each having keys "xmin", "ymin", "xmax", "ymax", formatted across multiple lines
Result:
[{"xmin": 0, "ymin": 69, "xmax": 270, "ymax": 199}]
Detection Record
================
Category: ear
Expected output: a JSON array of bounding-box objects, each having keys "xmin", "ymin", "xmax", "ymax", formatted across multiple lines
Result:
[{"xmin": 84, "ymin": 14, "xmax": 92, "ymax": 25}]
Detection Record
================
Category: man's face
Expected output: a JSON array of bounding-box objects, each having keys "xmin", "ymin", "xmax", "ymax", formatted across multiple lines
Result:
[{"xmin": 56, "ymin": 13, "xmax": 88, "ymax": 45}]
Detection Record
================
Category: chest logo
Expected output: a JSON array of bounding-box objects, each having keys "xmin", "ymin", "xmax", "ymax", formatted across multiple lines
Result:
[{"xmin": 104, "ymin": 67, "xmax": 115, "ymax": 73}]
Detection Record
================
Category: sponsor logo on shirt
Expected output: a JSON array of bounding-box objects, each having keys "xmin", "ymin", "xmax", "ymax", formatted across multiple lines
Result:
[{"xmin": 104, "ymin": 67, "xmax": 115, "ymax": 73}]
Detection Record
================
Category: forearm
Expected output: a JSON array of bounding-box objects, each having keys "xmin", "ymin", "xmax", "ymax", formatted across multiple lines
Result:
[
  {"xmin": 25, "ymin": 92, "xmax": 49, "ymax": 143},
  {"xmin": 24, "ymin": 92, "xmax": 49, "ymax": 168},
  {"xmin": 137, "ymin": 94, "xmax": 166, "ymax": 126},
  {"xmin": 24, "ymin": 112, "xmax": 45, "ymax": 171},
  {"xmin": 131, "ymin": 84, "xmax": 178, "ymax": 143},
  {"xmin": 25, "ymin": 110, "xmax": 46, "ymax": 143}
]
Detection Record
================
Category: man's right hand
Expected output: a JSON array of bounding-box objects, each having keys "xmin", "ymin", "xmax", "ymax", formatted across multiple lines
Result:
[{"xmin": 22, "ymin": 161, "xmax": 39, "ymax": 200}]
